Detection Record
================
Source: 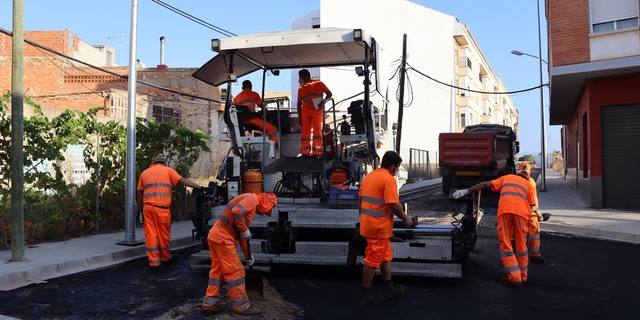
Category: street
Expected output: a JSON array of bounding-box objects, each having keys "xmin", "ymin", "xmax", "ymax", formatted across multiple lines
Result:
[{"xmin": 1, "ymin": 189, "xmax": 639, "ymax": 320}]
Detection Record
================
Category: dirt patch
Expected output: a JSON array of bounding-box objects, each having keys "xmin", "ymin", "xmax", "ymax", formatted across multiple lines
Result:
[{"xmin": 153, "ymin": 279, "xmax": 305, "ymax": 320}]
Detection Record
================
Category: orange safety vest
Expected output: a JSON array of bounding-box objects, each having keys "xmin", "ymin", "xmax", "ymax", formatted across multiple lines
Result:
[
  {"xmin": 490, "ymin": 174, "xmax": 537, "ymax": 220},
  {"xmin": 232, "ymin": 88, "xmax": 263, "ymax": 109},
  {"xmin": 298, "ymin": 80, "xmax": 329, "ymax": 115},
  {"xmin": 208, "ymin": 193, "xmax": 260, "ymax": 246},
  {"xmin": 137, "ymin": 164, "xmax": 182, "ymax": 208},
  {"xmin": 358, "ymin": 167, "xmax": 399, "ymax": 239}
]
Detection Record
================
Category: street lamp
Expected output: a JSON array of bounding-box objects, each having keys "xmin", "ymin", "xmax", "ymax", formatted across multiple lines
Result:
[{"xmin": 510, "ymin": 0, "xmax": 547, "ymax": 191}]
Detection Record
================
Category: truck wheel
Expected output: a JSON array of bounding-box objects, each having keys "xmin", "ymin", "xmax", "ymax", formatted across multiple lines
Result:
[{"xmin": 442, "ymin": 175, "xmax": 452, "ymax": 195}]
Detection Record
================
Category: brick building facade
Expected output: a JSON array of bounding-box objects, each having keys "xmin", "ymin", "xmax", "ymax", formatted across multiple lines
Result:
[
  {"xmin": 547, "ymin": 0, "xmax": 640, "ymax": 209},
  {"xmin": 0, "ymin": 29, "xmax": 224, "ymax": 179}
]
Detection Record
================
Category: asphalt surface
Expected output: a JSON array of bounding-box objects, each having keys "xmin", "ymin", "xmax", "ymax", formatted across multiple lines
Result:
[{"xmin": 1, "ymin": 168, "xmax": 640, "ymax": 319}]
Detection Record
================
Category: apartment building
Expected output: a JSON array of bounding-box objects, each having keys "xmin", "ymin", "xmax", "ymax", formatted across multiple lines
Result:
[
  {"xmin": 0, "ymin": 29, "xmax": 224, "ymax": 179},
  {"xmin": 547, "ymin": 0, "xmax": 640, "ymax": 209},
  {"xmin": 294, "ymin": 0, "xmax": 519, "ymax": 160}
]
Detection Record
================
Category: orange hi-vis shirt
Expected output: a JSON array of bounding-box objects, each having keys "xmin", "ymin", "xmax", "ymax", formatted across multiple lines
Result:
[
  {"xmin": 298, "ymin": 80, "xmax": 329, "ymax": 116},
  {"xmin": 137, "ymin": 163, "xmax": 182, "ymax": 208},
  {"xmin": 208, "ymin": 193, "xmax": 261, "ymax": 247},
  {"xmin": 358, "ymin": 167, "xmax": 399, "ymax": 239},
  {"xmin": 490, "ymin": 174, "xmax": 537, "ymax": 220},
  {"xmin": 232, "ymin": 88, "xmax": 263, "ymax": 109}
]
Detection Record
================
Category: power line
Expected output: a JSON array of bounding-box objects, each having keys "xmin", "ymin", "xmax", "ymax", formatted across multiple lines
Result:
[
  {"xmin": 0, "ymin": 27, "xmax": 222, "ymax": 104},
  {"xmin": 151, "ymin": 0, "xmax": 236, "ymax": 37}
]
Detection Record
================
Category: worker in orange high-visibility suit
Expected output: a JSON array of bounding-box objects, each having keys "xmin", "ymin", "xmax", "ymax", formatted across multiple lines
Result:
[
  {"xmin": 202, "ymin": 192, "xmax": 277, "ymax": 316},
  {"xmin": 519, "ymin": 162, "xmax": 545, "ymax": 263},
  {"xmin": 137, "ymin": 157, "xmax": 204, "ymax": 269},
  {"xmin": 296, "ymin": 68, "xmax": 332, "ymax": 159},
  {"xmin": 452, "ymin": 170, "xmax": 537, "ymax": 287},
  {"xmin": 232, "ymin": 80, "xmax": 278, "ymax": 142},
  {"xmin": 358, "ymin": 151, "xmax": 414, "ymax": 304}
]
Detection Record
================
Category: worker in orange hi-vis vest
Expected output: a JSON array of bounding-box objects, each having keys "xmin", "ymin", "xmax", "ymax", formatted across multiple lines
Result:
[
  {"xmin": 296, "ymin": 68, "xmax": 332, "ymax": 159},
  {"xmin": 201, "ymin": 192, "xmax": 277, "ymax": 316},
  {"xmin": 232, "ymin": 80, "xmax": 278, "ymax": 142},
  {"xmin": 358, "ymin": 151, "xmax": 414, "ymax": 305},
  {"xmin": 519, "ymin": 162, "xmax": 545, "ymax": 263},
  {"xmin": 452, "ymin": 169, "xmax": 537, "ymax": 287},
  {"xmin": 136, "ymin": 157, "xmax": 204, "ymax": 269}
]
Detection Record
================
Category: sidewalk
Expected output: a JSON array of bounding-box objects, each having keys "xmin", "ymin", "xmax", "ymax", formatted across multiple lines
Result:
[
  {"xmin": 0, "ymin": 222, "xmax": 199, "ymax": 291},
  {"xmin": 1, "ymin": 169, "xmax": 639, "ymax": 293}
]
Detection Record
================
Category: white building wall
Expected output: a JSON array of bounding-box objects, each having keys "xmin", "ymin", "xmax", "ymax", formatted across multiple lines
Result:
[{"xmin": 294, "ymin": 0, "xmax": 459, "ymax": 159}]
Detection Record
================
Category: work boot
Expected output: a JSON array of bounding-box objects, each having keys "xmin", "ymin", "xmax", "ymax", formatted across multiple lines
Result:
[
  {"xmin": 531, "ymin": 256, "xmax": 545, "ymax": 263},
  {"xmin": 500, "ymin": 278, "xmax": 523, "ymax": 287},
  {"xmin": 383, "ymin": 284, "xmax": 406, "ymax": 300},
  {"xmin": 162, "ymin": 255, "xmax": 179, "ymax": 265},
  {"xmin": 358, "ymin": 291, "xmax": 385, "ymax": 305},
  {"xmin": 238, "ymin": 307, "xmax": 262, "ymax": 315},
  {"xmin": 201, "ymin": 303, "xmax": 223, "ymax": 313}
]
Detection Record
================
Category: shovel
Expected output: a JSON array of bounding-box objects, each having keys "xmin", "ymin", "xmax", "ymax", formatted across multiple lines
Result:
[{"xmin": 244, "ymin": 239, "xmax": 264, "ymax": 299}]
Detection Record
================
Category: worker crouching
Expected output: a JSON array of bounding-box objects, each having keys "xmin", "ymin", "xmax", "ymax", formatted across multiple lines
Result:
[{"xmin": 201, "ymin": 192, "xmax": 277, "ymax": 316}]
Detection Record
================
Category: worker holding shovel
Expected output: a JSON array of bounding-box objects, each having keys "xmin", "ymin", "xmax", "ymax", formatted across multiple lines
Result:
[{"xmin": 201, "ymin": 192, "xmax": 277, "ymax": 316}]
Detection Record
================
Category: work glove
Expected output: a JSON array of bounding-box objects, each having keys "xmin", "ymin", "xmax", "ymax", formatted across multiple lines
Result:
[
  {"xmin": 451, "ymin": 189, "xmax": 469, "ymax": 199},
  {"xmin": 246, "ymin": 256, "xmax": 255, "ymax": 267}
]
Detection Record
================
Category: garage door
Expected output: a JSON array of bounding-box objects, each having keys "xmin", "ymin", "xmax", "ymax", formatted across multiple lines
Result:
[{"xmin": 602, "ymin": 104, "xmax": 640, "ymax": 210}]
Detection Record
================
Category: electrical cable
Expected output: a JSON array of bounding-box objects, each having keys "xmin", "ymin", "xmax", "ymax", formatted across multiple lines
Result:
[{"xmin": 151, "ymin": 0, "xmax": 236, "ymax": 37}]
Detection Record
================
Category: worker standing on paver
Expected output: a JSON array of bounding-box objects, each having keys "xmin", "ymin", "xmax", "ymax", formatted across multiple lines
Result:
[
  {"xmin": 201, "ymin": 192, "xmax": 277, "ymax": 316},
  {"xmin": 137, "ymin": 157, "xmax": 204, "ymax": 269},
  {"xmin": 358, "ymin": 150, "xmax": 414, "ymax": 304},
  {"xmin": 296, "ymin": 68, "xmax": 332, "ymax": 158},
  {"xmin": 452, "ymin": 169, "xmax": 537, "ymax": 287},
  {"xmin": 520, "ymin": 162, "xmax": 545, "ymax": 263}
]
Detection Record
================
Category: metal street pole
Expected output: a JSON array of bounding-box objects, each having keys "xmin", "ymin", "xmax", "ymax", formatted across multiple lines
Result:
[
  {"xmin": 537, "ymin": 0, "xmax": 546, "ymax": 191},
  {"xmin": 11, "ymin": 0, "xmax": 25, "ymax": 261},
  {"xmin": 118, "ymin": 0, "xmax": 143, "ymax": 246}
]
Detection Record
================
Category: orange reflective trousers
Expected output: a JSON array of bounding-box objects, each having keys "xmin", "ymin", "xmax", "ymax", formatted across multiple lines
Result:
[
  {"xmin": 243, "ymin": 118, "xmax": 278, "ymax": 142},
  {"xmin": 528, "ymin": 215, "xmax": 541, "ymax": 258},
  {"xmin": 203, "ymin": 240, "xmax": 250, "ymax": 314},
  {"xmin": 497, "ymin": 213, "xmax": 529, "ymax": 284},
  {"xmin": 299, "ymin": 112, "xmax": 323, "ymax": 157},
  {"xmin": 142, "ymin": 206, "xmax": 172, "ymax": 267}
]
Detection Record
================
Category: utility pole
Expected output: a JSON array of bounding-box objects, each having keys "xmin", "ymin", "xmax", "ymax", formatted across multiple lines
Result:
[
  {"xmin": 118, "ymin": 0, "xmax": 143, "ymax": 246},
  {"xmin": 395, "ymin": 34, "xmax": 407, "ymax": 153},
  {"xmin": 11, "ymin": 0, "xmax": 25, "ymax": 261}
]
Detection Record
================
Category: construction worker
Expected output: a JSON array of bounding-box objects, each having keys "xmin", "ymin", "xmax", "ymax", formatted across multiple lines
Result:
[
  {"xmin": 201, "ymin": 192, "xmax": 277, "ymax": 316},
  {"xmin": 137, "ymin": 157, "xmax": 204, "ymax": 269},
  {"xmin": 452, "ymin": 169, "xmax": 537, "ymax": 287},
  {"xmin": 520, "ymin": 162, "xmax": 545, "ymax": 263},
  {"xmin": 232, "ymin": 80, "xmax": 278, "ymax": 142},
  {"xmin": 358, "ymin": 150, "xmax": 414, "ymax": 304},
  {"xmin": 296, "ymin": 68, "xmax": 332, "ymax": 159}
]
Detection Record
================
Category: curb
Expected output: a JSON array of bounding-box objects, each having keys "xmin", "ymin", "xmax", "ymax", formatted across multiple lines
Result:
[
  {"xmin": 541, "ymin": 224, "xmax": 640, "ymax": 244},
  {"xmin": 0, "ymin": 236, "xmax": 199, "ymax": 292}
]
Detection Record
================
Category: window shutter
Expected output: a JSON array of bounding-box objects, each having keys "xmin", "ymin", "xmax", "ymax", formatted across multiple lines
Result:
[{"xmin": 592, "ymin": 0, "xmax": 639, "ymax": 24}]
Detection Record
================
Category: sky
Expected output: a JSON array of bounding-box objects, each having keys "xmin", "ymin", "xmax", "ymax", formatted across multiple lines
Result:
[{"xmin": 1, "ymin": 0, "xmax": 559, "ymax": 157}]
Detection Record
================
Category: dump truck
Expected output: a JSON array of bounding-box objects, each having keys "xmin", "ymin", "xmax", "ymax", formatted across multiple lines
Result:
[
  {"xmin": 439, "ymin": 124, "xmax": 519, "ymax": 194},
  {"xmin": 188, "ymin": 27, "xmax": 479, "ymax": 278}
]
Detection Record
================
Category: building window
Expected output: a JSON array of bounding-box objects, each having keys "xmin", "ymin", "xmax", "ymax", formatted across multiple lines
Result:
[
  {"xmin": 460, "ymin": 114, "xmax": 466, "ymax": 127},
  {"xmin": 153, "ymin": 105, "xmax": 179, "ymax": 123},
  {"xmin": 591, "ymin": 0, "xmax": 639, "ymax": 33}
]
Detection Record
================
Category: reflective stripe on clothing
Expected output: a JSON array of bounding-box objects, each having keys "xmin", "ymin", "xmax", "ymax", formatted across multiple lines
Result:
[
  {"xmin": 359, "ymin": 167, "xmax": 399, "ymax": 239},
  {"xmin": 298, "ymin": 80, "xmax": 329, "ymax": 109},
  {"xmin": 208, "ymin": 193, "xmax": 258, "ymax": 246},
  {"xmin": 497, "ymin": 213, "xmax": 529, "ymax": 284},
  {"xmin": 204, "ymin": 240, "xmax": 251, "ymax": 314},
  {"xmin": 142, "ymin": 205, "xmax": 172, "ymax": 267},
  {"xmin": 490, "ymin": 174, "xmax": 537, "ymax": 220},
  {"xmin": 137, "ymin": 163, "xmax": 182, "ymax": 208}
]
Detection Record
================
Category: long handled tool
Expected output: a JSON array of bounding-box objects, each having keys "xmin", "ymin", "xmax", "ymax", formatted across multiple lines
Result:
[
  {"xmin": 475, "ymin": 190, "xmax": 483, "ymax": 225},
  {"xmin": 244, "ymin": 239, "xmax": 264, "ymax": 298}
]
